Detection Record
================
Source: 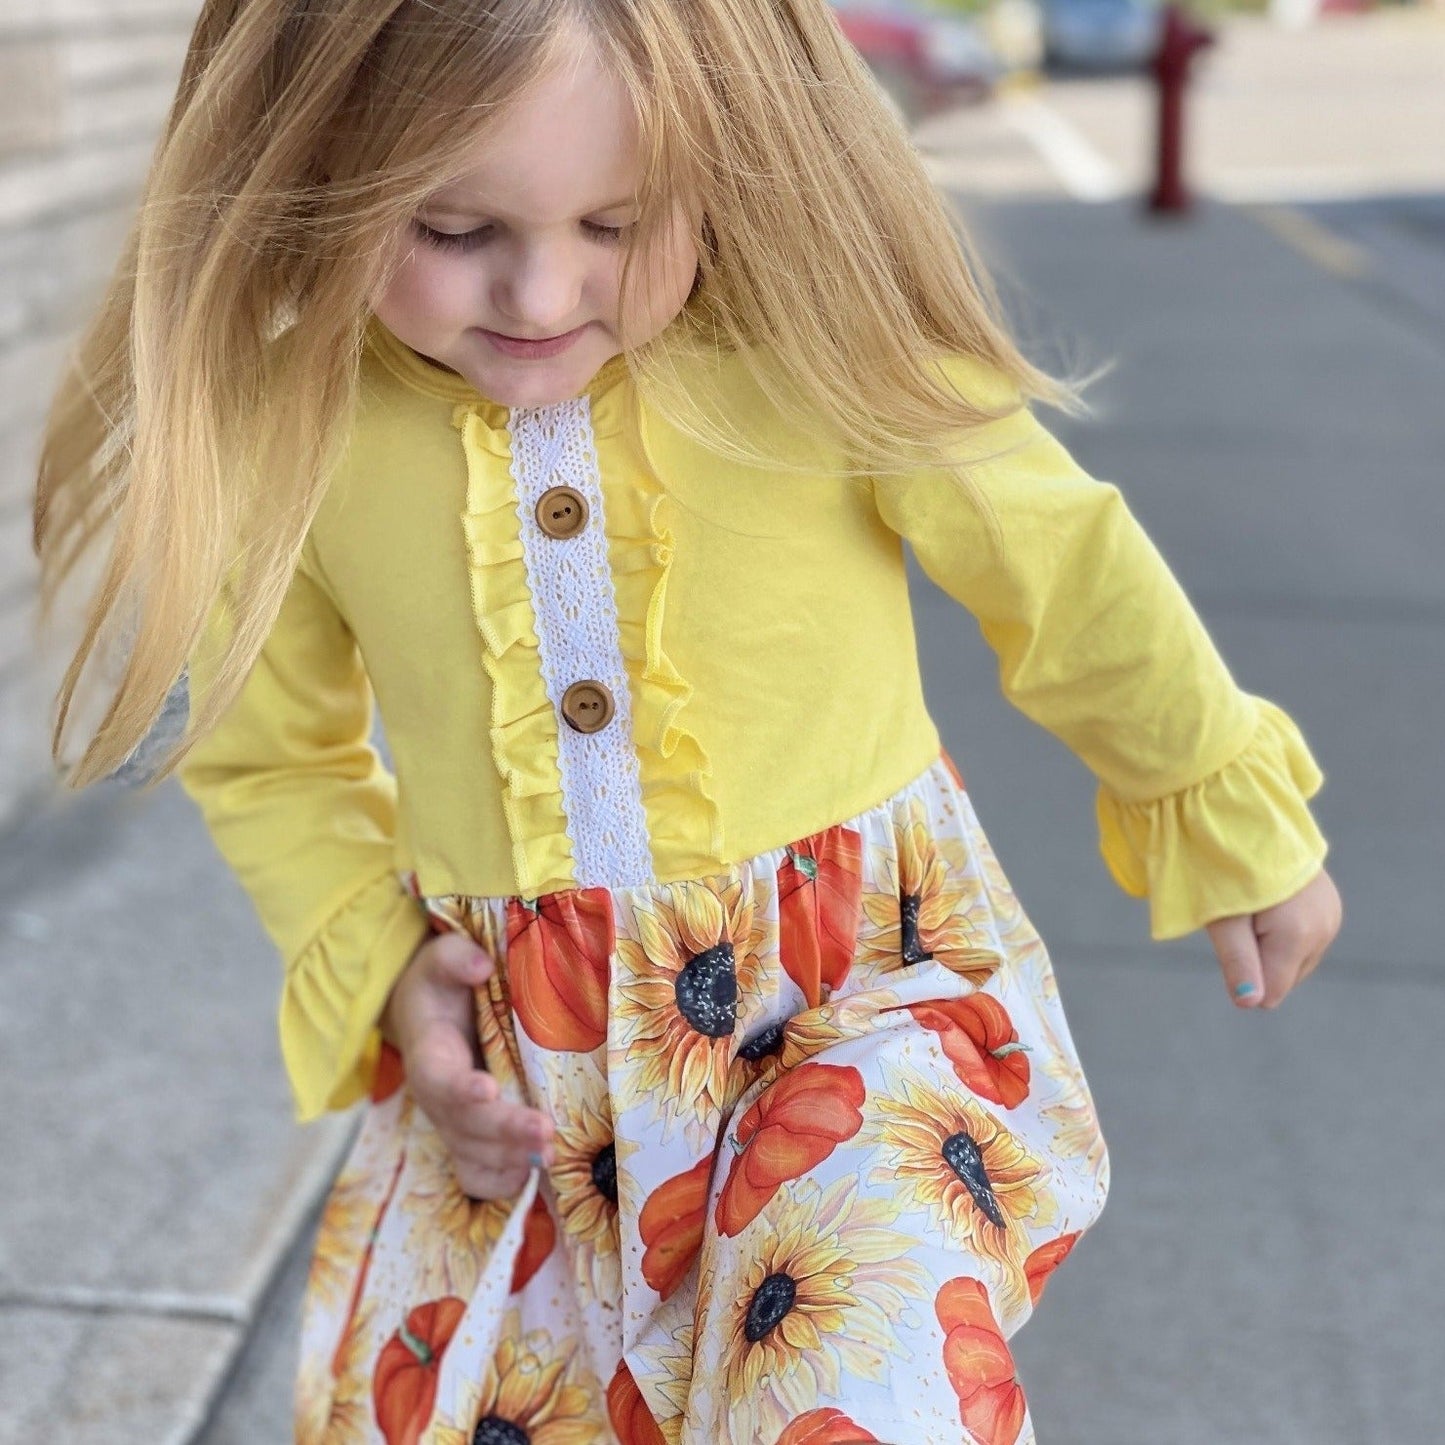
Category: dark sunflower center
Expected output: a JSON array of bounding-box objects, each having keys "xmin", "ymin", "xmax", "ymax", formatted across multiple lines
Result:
[
  {"xmin": 744, "ymin": 1270, "xmax": 798, "ymax": 1343},
  {"xmin": 737, "ymin": 1020, "xmax": 787, "ymax": 1061},
  {"xmin": 942, "ymin": 1129, "xmax": 1007, "ymax": 1228},
  {"xmin": 591, "ymin": 1142, "xmax": 619, "ymax": 1204},
  {"xmin": 472, "ymin": 1418, "xmax": 529, "ymax": 1445},
  {"xmin": 674, "ymin": 942, "xmax": 738, "ymax": 1037},
  {"xmin": 900, "ymin": 891, "xmax": 933, "ymax": 966}
]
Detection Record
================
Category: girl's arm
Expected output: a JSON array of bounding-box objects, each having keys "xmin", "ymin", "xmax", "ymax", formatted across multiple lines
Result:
[
  {"xmin": 872, "ymin": 356, "xmax": 1330, "ymax": 951},
  {"xmin": 176, "ymin": 538, "xmax": 432, "ymax": 1121}
]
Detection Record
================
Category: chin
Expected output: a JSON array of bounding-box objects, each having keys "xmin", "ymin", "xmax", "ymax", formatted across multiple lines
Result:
[
  {"xmin": 476, "ymin": 355, "xmax": 610, "ymax": 408},
  {"xmin": 477, "ymin": 370, "xmax": 582, "ymax": 409}
]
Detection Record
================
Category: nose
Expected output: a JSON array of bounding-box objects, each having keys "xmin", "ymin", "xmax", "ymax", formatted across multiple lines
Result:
[{"xmin": 491, "ymin": 238, "xmax": 584, "ymax": 336}]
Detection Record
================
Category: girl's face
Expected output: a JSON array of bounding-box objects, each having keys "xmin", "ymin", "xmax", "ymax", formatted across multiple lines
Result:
[{"xmin": 370, "ymin": 34, "xmax": 698, "ymax": 409}]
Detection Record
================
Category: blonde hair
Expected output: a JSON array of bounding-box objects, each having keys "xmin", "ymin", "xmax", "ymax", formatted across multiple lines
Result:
[{"xmin": 33, "ymin": 0, "xmax": 1093, "ymax": 791}]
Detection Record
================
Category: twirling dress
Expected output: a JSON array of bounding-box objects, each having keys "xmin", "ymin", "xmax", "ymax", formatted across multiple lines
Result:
[{"xmin": 177, "ymin": 319, "xmax": 1328, "ymax": 1445}]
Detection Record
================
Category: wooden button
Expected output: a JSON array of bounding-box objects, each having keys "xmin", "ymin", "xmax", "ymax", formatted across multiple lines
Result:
[
  {"xmin": 560, "ymin": 680, "xmax": 615, "ymax": 734},
  {"xmin": 535, "ymin": 486, "xmax": 588, "ymax": 539}
]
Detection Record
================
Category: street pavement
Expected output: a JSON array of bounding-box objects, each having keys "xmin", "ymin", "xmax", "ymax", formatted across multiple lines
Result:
[{"xmin": 4, "ymin": 74, "xmax": 1444, "ymax": 1445}]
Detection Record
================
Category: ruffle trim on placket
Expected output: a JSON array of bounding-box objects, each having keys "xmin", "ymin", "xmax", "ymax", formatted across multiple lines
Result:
[
  {"xmin": 452, "ymin": 401, "xmax": 727, "ymax": 896},
  {"xmin": 607, "ymin": 479, "xmax": 727, "ymax": 879},
  {"xmin": 455, "ymin": 404, "xmax": 577, "ymax": 897}
]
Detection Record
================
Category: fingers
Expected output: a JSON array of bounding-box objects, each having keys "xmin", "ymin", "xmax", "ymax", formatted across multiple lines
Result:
[
  {"xmin": 1207, "ymin": 868, "xmax": 1344, "ymax": 1012},
  {"xmin": 413, "ymin": 1043, "xmax": 553, "ymax": 1152},
  {"xmin": 406, "ymin": 1018, "xmax": 482, "ymax": 1103},
  {"xmin": 1255, "ymin": 869, "xmax": 1342, "ymax": 1008},
  {"xmin": 390, "ymin": 933, "xmax": 557, "ymax": 1199},
  {"xmin": 1205, "ymin": 914, "xmax": 1265, "ymax": 1009},
  {"xmin": 1295, "ymin": 944, "xmax": 1326, "ymax": 986},
  {"xmin": 1256, "ymin": 915, "xmax": 1314, "ymax": 1010},
  {"xmin": 406, "ymin": 1017, "xmax": 554, "ymax": 1200},
  {"xmin": 448, "ymin": 1103, "xmax": 554, "ymax": 1201},
  {"xmin": 423, "ymin": 930, "xmax": 495, "ymax": 989},
  {"xmin": 455, "ymin": 1159, "xmax": 532, "ymax": 1203}
]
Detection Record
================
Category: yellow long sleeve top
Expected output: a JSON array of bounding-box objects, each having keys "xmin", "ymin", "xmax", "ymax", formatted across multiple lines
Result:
[{"xmin": 177, "ymin": 319, "xmax": 1328, "ymax": 1121}]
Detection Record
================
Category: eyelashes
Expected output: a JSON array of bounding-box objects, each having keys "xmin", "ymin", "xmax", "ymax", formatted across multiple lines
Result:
[{"xmin": 413, "ymin": 220, "xmax": 632, "ymax": 253}]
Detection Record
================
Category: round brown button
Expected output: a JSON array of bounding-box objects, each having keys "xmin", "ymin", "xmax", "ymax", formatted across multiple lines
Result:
[
  {"xmin": 560, "ymin": 680, "xmax": 615, "ymax": 734},
  {"xmin": 535, "ymin": 486, "xmax": 588, "ymax": 540}
]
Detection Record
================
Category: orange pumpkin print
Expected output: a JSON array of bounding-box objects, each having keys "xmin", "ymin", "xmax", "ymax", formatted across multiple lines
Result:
[
  {"xmin": 511, "ymin": 1191, "xmax": 557, "ymax": 1294},
  {"xmin": 639, "ymin": 1154, "xmax": 712, "ymax": 1300},
  {"xmin": 908, "ymin": 995, "xmax": 1032, "ymax": 1108},
  {"xmin": 1024, "ymin": 1231, "xmax": 1080, "ymax": 1305},
  {"xmin": 372, "ymin": 1296, "xmax": 467, "ymax": 1445},
  {"xmin": 506, "ymin": 888, "xmax": 614, "ymax": 1053},
  {"xmin": 778, "ymin": 825, "xmax": 864, "ymax": 1007},
  {"xmin": 606, "ymin": 1359, "xmax": 667, "ymax": 1445},
  {"xmin": 935, "ymin": 1277, "xmax": 1026, "ymax": 1445},
  {"xmin": 297, "ymin": 760, "xmax": 1113, "ymax": 1444},
  {"xmin": 776, "ymin": 1407, "xmax": 880, "ymax": 1443},
  {"xmin": 370, "ymin": 1042, "xmax": 406, "ymax": 1104},
  {"xmin": 940, "ymin": 748, "xmax": 967, "ymax": 791},
  {"xmin": 715, "ymin": 1062, "xmax": 866, "ymax": 1238}
]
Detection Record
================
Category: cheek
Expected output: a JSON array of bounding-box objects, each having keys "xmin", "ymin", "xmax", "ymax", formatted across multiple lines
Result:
[
  {"xmin": 372, "ymin": 247, "xmax": 463, "ymax": 327},
  {"xmin": 620, "ymin": 224, "xmax": 698, "ymax": 340}
]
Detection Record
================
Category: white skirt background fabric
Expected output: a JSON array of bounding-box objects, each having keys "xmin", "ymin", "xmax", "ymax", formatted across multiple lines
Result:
[{"xmin": 294, "ymin": 754, "xmax": 1110, "ymax": 1445}]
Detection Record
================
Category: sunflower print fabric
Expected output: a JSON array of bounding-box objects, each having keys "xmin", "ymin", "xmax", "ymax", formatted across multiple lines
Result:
[{"xmin": 295, "ymin": 754, "xmax": 1110, "ymax": 1444}]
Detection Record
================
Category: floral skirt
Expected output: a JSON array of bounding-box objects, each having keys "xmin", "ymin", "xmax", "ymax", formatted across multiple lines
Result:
[{"xmin": 295, "ymin": 752, "xmax": 1110, "ymax": 1445}]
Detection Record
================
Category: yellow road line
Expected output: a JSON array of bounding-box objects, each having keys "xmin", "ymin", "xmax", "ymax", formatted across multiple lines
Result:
[{"xmin": 1244, "ymin": 203, "xmax": 1371, "ymax": 280}]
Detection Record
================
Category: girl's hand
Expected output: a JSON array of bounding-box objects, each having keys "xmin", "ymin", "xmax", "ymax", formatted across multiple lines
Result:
[
  {"xmin": 380, "ymin": 931, "xmax": 555, "ymax": 1200},
  {"xmin": 1204, "ymin": 866, "xmax": 1342, "ymax": 1010}
]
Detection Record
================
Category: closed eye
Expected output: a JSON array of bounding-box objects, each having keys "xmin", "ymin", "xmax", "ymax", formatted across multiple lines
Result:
[{"xmin": 414, "ymin": 220, "xmax": 632, "ymax": 253}]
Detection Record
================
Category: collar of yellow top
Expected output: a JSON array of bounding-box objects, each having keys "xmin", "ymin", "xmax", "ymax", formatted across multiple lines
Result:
[{"xmin": 362, "ymin": 315, "xmax": 632, "ymax": 412}]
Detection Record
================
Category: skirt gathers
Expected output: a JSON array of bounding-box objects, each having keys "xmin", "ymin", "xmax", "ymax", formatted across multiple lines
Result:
[{"xmin": 294, "ymin": 752, "xmax": 1111, "ymax": 1445}]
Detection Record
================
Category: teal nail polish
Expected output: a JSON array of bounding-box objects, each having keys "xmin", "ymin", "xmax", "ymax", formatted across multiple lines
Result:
[
  {"xmin": 528, "ymin": 1151, "xmax": 544, "ymax": 1170},
  {"xmin": 1233, "ymin": 982, "xmax": 1257, "ymax": 998}
]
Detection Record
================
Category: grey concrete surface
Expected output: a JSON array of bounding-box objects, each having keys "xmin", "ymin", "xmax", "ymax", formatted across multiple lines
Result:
[
  {"xmin": 194, "ymin": 1204, "xmax": 321, "ymax": 1445},
  {"xmin": 4, "ymin": 182, "xmax": 1442, "ymax": 1442},
  {"xmin": 0, "ymin": 782, "xmax": 353, "ymax": 1445},
  {"xmin": 920, "ymin": 194, "xmax": 1445, "ymax": 1441}
]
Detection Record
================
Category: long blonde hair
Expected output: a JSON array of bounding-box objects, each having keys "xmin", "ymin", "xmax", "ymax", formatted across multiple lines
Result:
[{"xmin": 34, "ymin": 0, "xmax": 1092, "ymax": 791}]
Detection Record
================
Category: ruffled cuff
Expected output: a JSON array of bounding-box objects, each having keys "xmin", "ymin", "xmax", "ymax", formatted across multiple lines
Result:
[
  {"xmin": 278, "ymin": 871, "xmax": 432, "ymax": 1121},
  {"xmin": 1096, "ymin": 697, "xmax": 1329, "ymax": 941}
]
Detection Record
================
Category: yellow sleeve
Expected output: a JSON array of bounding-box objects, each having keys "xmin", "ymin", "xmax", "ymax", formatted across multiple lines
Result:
[
  {"xmin": 872, "ymin": 357, "xmax": 1328, "ymax": 940},
  {"xmin": 177, "ymin": 541, "xmax": 430, "ymax": 1120}
]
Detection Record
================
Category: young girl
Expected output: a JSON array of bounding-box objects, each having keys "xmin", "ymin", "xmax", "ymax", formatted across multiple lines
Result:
[{"xmin": 34, "ymin": 1, "xmax": 1341, "ymax": 1441}]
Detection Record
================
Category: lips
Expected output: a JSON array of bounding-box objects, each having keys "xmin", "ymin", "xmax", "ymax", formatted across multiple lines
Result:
[{"xmin": 480, "ymin": 324, "xmax": 587, "ymax": 359}]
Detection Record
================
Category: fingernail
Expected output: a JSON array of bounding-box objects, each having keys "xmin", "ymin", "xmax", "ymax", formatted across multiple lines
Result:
[
  {"xmin": 528, "ymin": 1152, "xmax": 544, "ymax": 1170},
  {"xmin": 1233, "ymin": 982, "xmax": 1258, "ymax": 999}
]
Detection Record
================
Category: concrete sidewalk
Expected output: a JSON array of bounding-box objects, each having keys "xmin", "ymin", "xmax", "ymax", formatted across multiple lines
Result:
[
  {"xmin": 0, "ymin": 780, "xmax": 355, "ymax": 1445},
  {"xmin": 3, "ymin": 189, "xmax": 1442, "ymax": 1443}
]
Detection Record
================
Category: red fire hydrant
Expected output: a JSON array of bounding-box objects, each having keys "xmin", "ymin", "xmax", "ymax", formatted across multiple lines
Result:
[{"xmin": 1148, "ymin": 4, "xmax": 1216, "ymax": 215}]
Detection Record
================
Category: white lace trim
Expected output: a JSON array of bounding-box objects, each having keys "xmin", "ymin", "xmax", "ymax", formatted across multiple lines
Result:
[{"xmin": 507, "ymin": 398, "xmax": 654, "ymax": 890}]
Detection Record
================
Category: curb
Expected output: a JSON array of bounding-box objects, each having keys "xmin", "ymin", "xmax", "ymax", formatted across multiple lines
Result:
[{"xmin": 172, "ymin": 1112, "xmax": 357, "ymax": 1445}]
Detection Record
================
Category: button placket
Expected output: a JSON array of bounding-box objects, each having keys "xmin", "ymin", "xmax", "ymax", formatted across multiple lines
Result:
[{"xmin": 506, "ymin": 398, "xmax": 653, "ymax": 888}]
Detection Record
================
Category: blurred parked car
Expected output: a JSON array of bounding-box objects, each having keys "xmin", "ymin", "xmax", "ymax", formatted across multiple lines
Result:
[
  {"xmin": 830, "ymin": 0, "xmax": 1000, "ymax": 114},
  {"xmin": 1039, "ymin": 0, "xmax": 1162, "ymax": 71}
]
